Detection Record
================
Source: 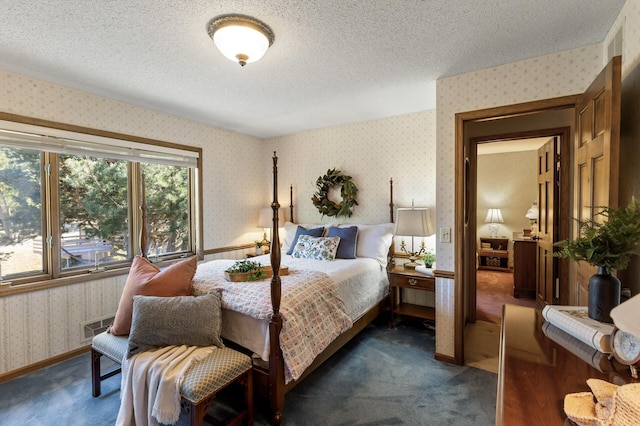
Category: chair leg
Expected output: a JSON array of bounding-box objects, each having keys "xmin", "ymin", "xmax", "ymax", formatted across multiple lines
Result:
[
  {"xmin": 91, "ymin": 349, "xmax": 102, "ymax": 397},
  {"xmin": 189, "ymin": 401, "xmax": 206, "ymax": 426},
  {"xmin": 245, "ymin": 371, "xmax": 254, "ymax": 426},
  {"xmin": 188, "ymin": 369, "xmax": 254, "ymax": 426}
]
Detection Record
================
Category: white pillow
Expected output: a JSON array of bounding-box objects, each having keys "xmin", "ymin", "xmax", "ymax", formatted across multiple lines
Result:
[
  {"xmin": 340, "ymin": 223, "xmax": 394, "ymax": 266},
  {"xmin": 281, "ymin": 221, "xmax": 332, "ymax": 253},
  {"xmin": 291, "ymin": 235, "xmax": 341, "ymax": 261}
]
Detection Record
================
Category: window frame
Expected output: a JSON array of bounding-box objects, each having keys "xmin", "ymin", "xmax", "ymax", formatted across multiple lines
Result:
[{"xmin": 0, "ymin": 112, "xmax": 203, "ymax": 291}]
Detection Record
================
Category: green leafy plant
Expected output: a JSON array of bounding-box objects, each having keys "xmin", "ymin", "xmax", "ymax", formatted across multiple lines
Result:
[
  {"xmin": 227, "ymin": 259, "xmax": 266, "ymax": 281},
  {"xmin": 553, "ymin": 197, "xmax": 640, "ymax": 273},
  {"xmin": 422, "ymin": 250, "xmax": 436, "ymax": 268},
  {"xmin": 255, "ymin": 240, "xmax": 264, "ymax": 248}
]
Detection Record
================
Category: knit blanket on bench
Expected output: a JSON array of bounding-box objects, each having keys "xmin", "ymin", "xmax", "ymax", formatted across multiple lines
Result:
[{"xmin": 116, "ymin": 345, "xmax": 214, "ymax": 426}]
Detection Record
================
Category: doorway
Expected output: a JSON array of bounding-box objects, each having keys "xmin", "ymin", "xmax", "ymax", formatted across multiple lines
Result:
[
  {"xmin": 474, "ymin": 137, "xmax": 546, "ymax": 324},
  {"xmin": 453, "ymin": 97, "xmax": 577, "ymax": 362}
]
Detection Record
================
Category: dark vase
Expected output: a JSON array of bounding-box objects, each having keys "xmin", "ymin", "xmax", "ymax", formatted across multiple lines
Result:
[{"xmin": 588, "ymin": 267, "xmax": 621, "ymax": 323}]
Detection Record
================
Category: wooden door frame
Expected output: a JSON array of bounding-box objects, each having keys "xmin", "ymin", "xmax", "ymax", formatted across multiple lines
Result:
[{"xmin": 454, "ymin": 95, "xmax": 577, "ymax": 362}]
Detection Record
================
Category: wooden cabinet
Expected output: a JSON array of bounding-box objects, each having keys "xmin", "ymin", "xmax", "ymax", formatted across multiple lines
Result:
[
  {"xmin": 477, "ymin": 237, "xmax": 509, "ymax": 271},
  {"xmin": 513, "ymin": 239, "xmax": 536, "ymax": 298},
  {"xmin": 388, "ymin": 266, "xmax": 435, "ymax": 327}
]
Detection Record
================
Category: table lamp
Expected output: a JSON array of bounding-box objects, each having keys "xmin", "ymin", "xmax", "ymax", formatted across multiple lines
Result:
[
  {"xmin": 484, "ymin": 208, "xmax": 504, "ymax": 238},
  {"xmin": 257, "ymin": 207, "xmax": 284, "ymax": 252},
  {"xmin": 395, "ymin": 207, "xmax": 435, "ymax": 270}
]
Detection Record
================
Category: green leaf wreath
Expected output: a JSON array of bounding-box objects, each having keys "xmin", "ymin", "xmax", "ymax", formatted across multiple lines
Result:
[{"xmin": 311, "ymin": 168, "xmax": 359, "ymax": 217}]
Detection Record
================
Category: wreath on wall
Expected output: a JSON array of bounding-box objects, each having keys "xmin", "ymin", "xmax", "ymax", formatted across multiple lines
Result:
[{"xmin": 311, "ymin": 168, "xmax": 359, "ymax": 217}]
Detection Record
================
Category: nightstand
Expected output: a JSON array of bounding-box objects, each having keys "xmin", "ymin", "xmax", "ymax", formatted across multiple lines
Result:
[{"xmin": 388, "ymin": 266, "xmax": 435, "ymax": 328}]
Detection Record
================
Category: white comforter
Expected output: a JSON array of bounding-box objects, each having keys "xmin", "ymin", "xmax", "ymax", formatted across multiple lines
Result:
[{"xmin": 192, "ymin": 255, "xmax": 389, "ymax": 364}]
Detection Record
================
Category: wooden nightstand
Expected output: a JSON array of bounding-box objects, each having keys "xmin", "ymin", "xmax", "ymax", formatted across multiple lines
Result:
[{"xmin": 388, "ymin": 266, "xmax": 435, "ymax": 328}]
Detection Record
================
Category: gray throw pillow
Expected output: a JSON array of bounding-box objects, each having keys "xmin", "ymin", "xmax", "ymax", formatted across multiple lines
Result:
[{"xmin": 127, "ymin": 291, "xmax": 223, "ymax": 358}]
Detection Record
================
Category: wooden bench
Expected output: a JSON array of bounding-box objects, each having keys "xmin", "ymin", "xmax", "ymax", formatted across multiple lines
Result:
[{"xmin": 91, "ymin": 331, "xmax": 253, "ymax": 426}]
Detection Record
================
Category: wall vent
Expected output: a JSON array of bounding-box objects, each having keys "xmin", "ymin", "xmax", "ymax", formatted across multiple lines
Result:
[{"xmin": 81, "ymin": 315, "xmax": 114, "ymax": 343}]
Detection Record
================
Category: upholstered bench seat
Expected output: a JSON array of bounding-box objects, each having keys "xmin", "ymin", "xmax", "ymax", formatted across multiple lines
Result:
[{"xmin": 91, "ymin": 331, "xmax": 253, "ymax": 426}]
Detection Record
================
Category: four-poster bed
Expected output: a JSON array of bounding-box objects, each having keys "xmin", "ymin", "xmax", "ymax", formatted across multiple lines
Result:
[{"xmin": 136, "ymin": 152, "xmax": 395, "ymax": 424}]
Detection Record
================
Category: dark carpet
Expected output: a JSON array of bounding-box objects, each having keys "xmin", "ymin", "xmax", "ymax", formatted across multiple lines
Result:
[
  {"xmin": 0, "ymin": 319, "xmax": 497, "ymax": 425},
  {"xmin": 476, "ymin": 270, "xmax": 536, "ymax": 324}
]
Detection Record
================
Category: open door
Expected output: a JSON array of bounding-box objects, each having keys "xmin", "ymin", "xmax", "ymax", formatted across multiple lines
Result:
[
  {"xmin": 572, "ymin": 55, "xmax": 621, "ymax": 305},
  {"xmin": 536, "ymin": 137, "xmax": 559, "ymax": 305}
]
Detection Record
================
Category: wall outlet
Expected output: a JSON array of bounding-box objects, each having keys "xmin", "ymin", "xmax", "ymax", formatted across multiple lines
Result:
[{"xmin": 440, "ymin": 228, "xmax": 451, "ymax": 243}]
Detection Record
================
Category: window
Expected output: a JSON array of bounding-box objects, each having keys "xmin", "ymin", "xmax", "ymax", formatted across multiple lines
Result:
[
  {"xmin": 58, "ymin": 155, "xmax": 129, "ymax": 270},
  {"xmin": 141, "ymin": 163, "xmax": 191, "ymax": 259},
  {"xmin": 0, "ymin": 146, "xmax": 44, "ymax": 278},
  {"xmin": 0, "ymin": 116, "xmax": 201, "ymax": 286}
]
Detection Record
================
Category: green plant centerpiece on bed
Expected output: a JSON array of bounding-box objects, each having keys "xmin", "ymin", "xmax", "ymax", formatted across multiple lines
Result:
[
  {"xmin": 553, "ymin": 197, "xmax": 640, "ymax": 322},
  {"xmin": 226, "ymin": 259, "xmax": 266, "ymax": 281}
]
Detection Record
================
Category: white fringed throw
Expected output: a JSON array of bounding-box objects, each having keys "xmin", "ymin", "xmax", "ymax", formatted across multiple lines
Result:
[{"xmin": 116, "ymin": 345, "xmax": 214, "ymax": 426}]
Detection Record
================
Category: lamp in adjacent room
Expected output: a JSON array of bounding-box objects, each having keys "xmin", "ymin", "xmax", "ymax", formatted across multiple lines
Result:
[
  {"xmin": 207, "ymin": 14, "xmax": 275, "ymax": 66},
  {"xmin": 525, "ymin": 201, "xmax": 539, "ymax": 237},
  {"xmin": 395, "ymin": 207, "xmax": 435, "ymax": 270},
  {"xmin": 257, "ymin": 207, "xmax": 284, "ymax": 253},
  {"xmin": 484, "ymin": 208, "xmax": 504, "ymax": 238}
]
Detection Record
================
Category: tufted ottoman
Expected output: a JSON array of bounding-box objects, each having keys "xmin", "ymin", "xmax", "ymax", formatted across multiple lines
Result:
[{"xmin": 91, "ymin": 331, "xmax": 253, "ymax": 425}]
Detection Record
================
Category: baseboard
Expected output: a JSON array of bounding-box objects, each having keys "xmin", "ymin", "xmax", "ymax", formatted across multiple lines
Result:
[
  {"xmin": 434, "ymin": 352, "xmax": 457, "ymax": 364},
  {"xmin": 0, "ymin": 345, "xmax": 90, "ymax": 383}
]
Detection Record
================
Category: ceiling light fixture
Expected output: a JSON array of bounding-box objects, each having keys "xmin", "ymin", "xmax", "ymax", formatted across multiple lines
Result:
[{"xmin": 207, "ymin": 14, "xmax": 274, "ymax": 67}]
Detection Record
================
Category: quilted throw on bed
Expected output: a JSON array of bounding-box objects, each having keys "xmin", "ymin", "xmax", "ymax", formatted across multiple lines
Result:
[{"xmin": 192, "ymin": 262, "xmax": 353, "ymax": 383}]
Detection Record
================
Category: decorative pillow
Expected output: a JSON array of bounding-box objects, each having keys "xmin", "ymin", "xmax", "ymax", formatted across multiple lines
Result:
[
  {"xmin": 291, "ymin": 235, "xmax": 341, "ymax": 261},
  {"xmin": 127, "ymin": 292, "xmax": 223, "ymax": 358},
  {"xmin": 285, "ymin": 225, "xmax": 325, "ymax": 255},
  {"xmin": 327, "ymin": 226, "xmax": 358, "ymax": 259},
  {"xmin": 109, "ymin": 255, "xmax": 197, "ymax": 336},
  {"xmin": 342, "ymin": 223, "xmax": 394, "ymax": 267},
  {"xmin": 282, "ymin": 222, "xmax": 333, "ymax": 253}
]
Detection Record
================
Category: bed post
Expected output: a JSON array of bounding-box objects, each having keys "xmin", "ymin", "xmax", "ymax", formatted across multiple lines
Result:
[
  {"xmin": 389, "ymin": 178, "xmax": 394, "ymax": 223},
  {"xmin": 269, "ymin": 152, "xmax": 285, "ymax": 425},
  {"xmin": 289, "ymin": 184, "xmax": 294, "ymax": 223}
]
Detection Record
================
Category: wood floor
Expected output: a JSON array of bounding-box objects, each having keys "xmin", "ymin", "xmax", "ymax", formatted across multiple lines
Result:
[
  {"xmin": 465, "ymin": 269, "xmax": 537, "ymax": 373},
  {"xmin": 475, "ymin": 269, "xmax": 536, "ymax": 324}
]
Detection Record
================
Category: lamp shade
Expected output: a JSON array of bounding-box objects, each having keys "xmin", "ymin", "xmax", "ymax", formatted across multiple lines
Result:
[
  {"xmin": 207, "ymin": 15, "xmax": 274, "ymax": 66},
  {"xmin": 395, "ymin": 208, "xmax": 435, "ymax": 237},
  {"xmin": 525, "ymin": 202, "xmax": 539, "ymax": 220},
  {"xmin": 258, "ymin": 207, "xmax": 284, "ymax": 228},
  {"xmin": 484, "ymin": 208, "xmax": 504, "ymax": 224}
]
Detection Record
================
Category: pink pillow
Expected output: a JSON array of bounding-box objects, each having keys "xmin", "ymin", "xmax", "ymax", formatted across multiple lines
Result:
[{"xmin": 108, "ymin": 255, "xmax": 197, "ymax": 336}]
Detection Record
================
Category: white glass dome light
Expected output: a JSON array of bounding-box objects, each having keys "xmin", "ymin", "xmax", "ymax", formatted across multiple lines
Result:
[{"xmin": 208, "ymin": 15, "xmax": 275, "ymax": 67}]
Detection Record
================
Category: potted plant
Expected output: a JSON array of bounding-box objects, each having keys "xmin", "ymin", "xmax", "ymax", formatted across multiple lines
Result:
[
  {"xmin": 255, "ymin": 240, "xmax": 264, "ymax": 255},
  {"xmin": 553, "ymin": 197, "xmax": 640, "ymax": 322},
  {"xmin": 422, "ymin": 250, "xmax": 436, "ymax": 269},
  {"xmin": 225, "ymin": 259, "xmax": 266, "ymax": 282}
]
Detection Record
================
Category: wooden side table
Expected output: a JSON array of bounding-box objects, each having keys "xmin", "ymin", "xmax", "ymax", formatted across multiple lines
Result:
[{"xmin": 388, "ymin": 266, "xmax": 435, "ymax": 327}]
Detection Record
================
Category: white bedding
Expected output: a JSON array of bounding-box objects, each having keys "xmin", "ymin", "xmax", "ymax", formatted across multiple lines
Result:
[{"xmin": 193, "ymin": 254, "xmax": 388, "ymax": 361}]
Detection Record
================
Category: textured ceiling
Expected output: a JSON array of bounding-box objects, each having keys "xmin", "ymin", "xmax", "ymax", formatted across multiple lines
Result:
[{"xmin": 0, "ymin": 1, "xmax": 626, "ymax": 138}]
